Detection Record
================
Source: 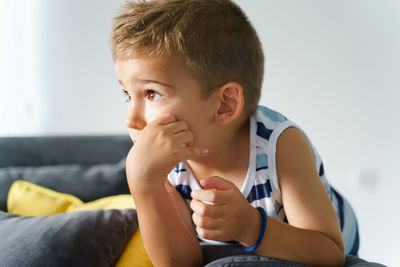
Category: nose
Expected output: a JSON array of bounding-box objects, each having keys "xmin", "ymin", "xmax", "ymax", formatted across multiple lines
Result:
[{"xmin": 125, "ymin": 102, "xmax": 146, "ymax": 130}]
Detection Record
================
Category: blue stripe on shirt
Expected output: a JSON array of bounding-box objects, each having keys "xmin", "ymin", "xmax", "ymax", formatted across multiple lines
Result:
[
  {"xmin": 258, "ymin": 106, "xmax": 287, "ymax": 122},
  {"xmin": 331, "ymin": 187, "xmax": 344, "ymax": 231},
  {"xmin": 256, "ymin": 122, "xmax": 273, "ymax": 140},
  {"xmin": 176, "ymin": 184, "xmax": 192, "ymax": 200},
  {"xmin": 349, "ymin": 226, "xmax": 360, "ymax": 256},
  {"xmin": 256, "ymin": 154, "xmax": 268, "ymax": 171},
  {"xmin": 247, "ymin": 180, "xmax": 272, "ymax": 203},
  {"xmin": 174, "ymin": 164, "xmax": 186, "ymax": 173},
  {"xmin": 319, "ymin": 163, "xmax": 325, "ymax": 177}
]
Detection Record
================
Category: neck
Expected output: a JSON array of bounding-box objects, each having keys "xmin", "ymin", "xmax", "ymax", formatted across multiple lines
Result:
[{"xmin": 187, "ymin": 117, "xmax": 251, "ymax": 184}]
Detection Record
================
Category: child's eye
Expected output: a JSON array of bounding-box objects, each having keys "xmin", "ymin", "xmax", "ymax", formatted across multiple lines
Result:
[
  {"xmin": 121, "ymin": 89, "xmax": 131, "ymax": 103},
  {"xmin": 145, "ymin": 90, "xmax": 163, "ymax": 101}
]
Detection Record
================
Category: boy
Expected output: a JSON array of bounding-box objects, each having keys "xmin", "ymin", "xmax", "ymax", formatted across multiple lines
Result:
[{"xmin": 110, "ymin": 0, "xmax": 359, "ymax": 266}]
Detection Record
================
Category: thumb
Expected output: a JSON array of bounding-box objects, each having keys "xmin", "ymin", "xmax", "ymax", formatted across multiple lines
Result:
[
  {"xmin": 182, "ymin": 146, "xmax": 208, "ymax": 160},
  {"xmin": 157, "ymin": 113, "xmax": 177, "ymax": 125},
  {"xmin": 200, "ymin": 176, "xmax": 233, "ymax": 191}
]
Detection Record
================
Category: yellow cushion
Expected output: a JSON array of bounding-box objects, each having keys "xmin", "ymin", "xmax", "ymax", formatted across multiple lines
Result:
[
  {"xmin": 67, "ymin": 194, "xmax": 136, "ymax": 212},
  {"xmin": 7, "ymin": 180, "xmax": 83, "ymax": 216},
  {"xmin": 116, "ymin": 229, "xmax": 153, "ymax": 267},
  {"xmin": 7, "ymin": 180, "xmax": 153, "ymax": 267}
]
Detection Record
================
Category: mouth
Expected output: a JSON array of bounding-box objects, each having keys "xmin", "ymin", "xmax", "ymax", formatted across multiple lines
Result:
[{"xmin": 128, "ymin": 130, "xmax": 139, "ymax": 143}]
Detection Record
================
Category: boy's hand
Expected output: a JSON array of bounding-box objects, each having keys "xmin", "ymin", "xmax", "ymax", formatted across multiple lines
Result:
[
  {"xmin": 126, "ymin": 113, "xmax": 208, "ymax": 189},
  {"xmin": 190, "ymin": 176, "xmax": 262, "ymax": 246}
]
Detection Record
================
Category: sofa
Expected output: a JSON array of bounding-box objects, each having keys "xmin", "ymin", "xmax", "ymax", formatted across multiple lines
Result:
[{"xmin": 0, "ymin": 135, "xmax": 386, "ymax": 267}]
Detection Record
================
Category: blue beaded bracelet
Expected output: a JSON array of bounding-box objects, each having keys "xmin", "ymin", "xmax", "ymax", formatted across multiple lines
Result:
[{"xmin": 243, "ymin": 207, "xmax": 267, "ymax": 253}]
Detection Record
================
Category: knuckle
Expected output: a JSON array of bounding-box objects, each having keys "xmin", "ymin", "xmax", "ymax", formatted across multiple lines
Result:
[
  {"xmin": 196, "ymin": 227, "xmax": 203, "ymax": 237},
  {"xmin": 199, "ymin": 205, "xmax": 208, "ymax": 216},
  {"xmin": 210, "ymin": 191, "xmax": 219, "ymax": 203},
  {"xmin": 189, "ymin": 200, "xmax": 196, "ymax": 210},
  {"xmin": 197, "ymin": 216, "xmax": 208, "ymax": 228},
  {"xmin": 186, "ymin": 130, "xmax": 194, "ymax": 139},
  {"xmin": 193, "ymin": 213, "xmax": 207, "ymax": 228},
  {"xmin": 192, "ymin": 213, "xmax": 198, "ymax": 225},
  {"xmin": 197, "ymin": 227, "xmax": 208, "ymax": 239},
  {"xmin": 158, "ymin": 129, "xmax": 168, "ymax": 139},
  {"xmin": 155, "ymin": 132, "xmax": 163, "ymax": 141},
  {"xmin": 178, "ymin": 121, "xmax": 188, "ymax": 129}
]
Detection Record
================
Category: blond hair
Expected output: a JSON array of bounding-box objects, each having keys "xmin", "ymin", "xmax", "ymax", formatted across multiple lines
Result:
[{"xmin": 110, "ymin": 0, "xmax": 264, "ymax": 116}]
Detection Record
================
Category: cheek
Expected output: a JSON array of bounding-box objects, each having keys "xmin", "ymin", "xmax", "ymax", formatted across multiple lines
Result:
[
  {"xmin": 161, "ymin": 100, "xmax": 191, "ymax": 121},
  {"xmin": 146, "ymin": 101, "xmax": 184, "ymax": 123},
  {"xmin": 144, "ymin": 105, "xmax": 167, "ymax": 124}
]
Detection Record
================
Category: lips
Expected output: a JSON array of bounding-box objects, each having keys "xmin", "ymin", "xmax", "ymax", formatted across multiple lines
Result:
[
  {"xmin": 128, "ymin": 130, "xmax": 139, "ymax": 143},
  {"xmin": 132, "ymin": 135, "xmax": 140, "ymax": 143}
]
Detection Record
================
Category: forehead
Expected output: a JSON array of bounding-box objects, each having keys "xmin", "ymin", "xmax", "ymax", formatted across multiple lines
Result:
[{"xmin": 115, "ymin": 55, "xmax": 193, "ymax": 86}]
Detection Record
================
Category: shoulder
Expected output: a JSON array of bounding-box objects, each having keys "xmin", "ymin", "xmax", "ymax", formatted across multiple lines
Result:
[
  {"xmin": 252, "ymin": 106, "xmax": 319, "ymax": 184},
  {"xmin": 277, "ymin": 127, "xmax": 313, "ymax": 160},
  {"xmin": 253, "ymin": 106, "xmax": 289, "ymax": 146},
  {"xmin": 276, "ymin": 126, "xmax": 316, "ymax": 182}
]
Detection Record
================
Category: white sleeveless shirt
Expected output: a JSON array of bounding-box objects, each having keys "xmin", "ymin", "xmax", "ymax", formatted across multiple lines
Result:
[{"xmin": 167, "ymin": 106, "xmax": 359, "ymax": 255}]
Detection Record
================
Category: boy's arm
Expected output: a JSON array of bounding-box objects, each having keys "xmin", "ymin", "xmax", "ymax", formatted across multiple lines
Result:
[
  {"xmin": 256, "ymin": 126, "xmax": 345, "ymax": 265},
  {"xmin": 129, "ymin": 180, "xmax": 201, "ymax": 267},
  {"xmin": 191, "ymin": 127, "xmax": 345, "ymax": 266},
  {"xmin": 126, "ymin": 114, "xmax": 206, "ymax": 267}
]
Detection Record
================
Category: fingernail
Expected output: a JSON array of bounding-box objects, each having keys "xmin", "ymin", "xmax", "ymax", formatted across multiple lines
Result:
[{"xmin": 202, "ymin": 149, "xmax": 208, "ymax": 156}]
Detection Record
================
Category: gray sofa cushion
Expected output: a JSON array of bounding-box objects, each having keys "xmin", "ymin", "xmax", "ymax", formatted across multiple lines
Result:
[
  {"xmin": 0, "ymin": 209, "xmax": 137, "ymax": 267},
  {"xmin": 0, "ymin": 136, "xmax": 131, "ymax": 168},
  {"xmin": 204, "ymin": 254, "xmax": 307, "ymax": 267},
  {"xmin": 0, "ymin": 159, "xmax": 130, "ymax": 211},
  {"xmin": 204, "ymin": 254, "xmax": 387, "ymax": 267}
]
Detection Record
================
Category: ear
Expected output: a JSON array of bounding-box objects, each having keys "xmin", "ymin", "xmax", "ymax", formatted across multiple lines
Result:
[{"xmin": 213, "ymin": 82, "xmax": 245, "ymax": 126}]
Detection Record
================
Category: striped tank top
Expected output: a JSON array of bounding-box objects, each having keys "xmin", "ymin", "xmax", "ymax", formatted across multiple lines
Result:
[{"xmin": 167, "ymin": 105, "xmax": 359, "ymax": 255}]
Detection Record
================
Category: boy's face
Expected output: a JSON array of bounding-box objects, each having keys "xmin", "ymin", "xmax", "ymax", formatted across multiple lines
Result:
[{"xmin": 115, "ymin": 55, "xmax": 217, "ymax": 147}]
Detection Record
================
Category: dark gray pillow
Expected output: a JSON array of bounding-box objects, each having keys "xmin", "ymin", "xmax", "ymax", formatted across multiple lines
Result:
[
  {"xmin": 0, "ymin": 158, "xmax": 130, "ymax": 211},
  {"xmin": 204, "ymin": 254, "xmax": 308, "ymax": 267},
  {"xmin": 203, "ymin": 253, "xmax": 387, "ymax": 267},
  {"xmin": 0, "ymin": 209, "xmax": 137, "ymax": 267}
]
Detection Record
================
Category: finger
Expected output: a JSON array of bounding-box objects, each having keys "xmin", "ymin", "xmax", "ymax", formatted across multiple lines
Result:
[
  {"xmin": 199, "ymin": 176, "xmax": 233, "ymax": 191},
  {"xmin": 190, "ymin": 199, "xmax": 223, "ymax": 218},
  {"xmin": 196, "ymin": 227, "xmax": 226, "ymax": 242},
  {"xmin": 163, "ymin": 120, "xmax": 189, "ymax": 134},
  {"xmin": 191, "ymin": 188, "xmax": 229, "ymax": 205},
  {"xmin": 155, "ymin": 113, "xmax": 177, "ymax": 125},
  {"xmin": 177, "ymin": 146, "xmax": 208, "ymax": 161},
  {"xmin": 192, "ymin": 211, "xmax": 223, "ymax": 230},
  {"xmin": 160, "ymin": 121, "xmax": 189, "ymax": 137},
  {"xmin": 174, "ymin": 130, "xmax": 194, "ymax": 146}
]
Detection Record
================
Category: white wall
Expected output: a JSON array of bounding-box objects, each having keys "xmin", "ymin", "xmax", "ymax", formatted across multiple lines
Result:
[
  {"xmin": 0, "ymin": 0, "xmax": 126, "ymax": 136},
  {"xmin": 1, "ymin": 0, "xmax": 398, "ymax": 265}
]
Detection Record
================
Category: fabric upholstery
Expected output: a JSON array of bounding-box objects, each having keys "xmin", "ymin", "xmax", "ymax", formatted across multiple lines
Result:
[
  {"xmin": 0, "ymin": 209, "xmax": 137, "ymax": 267},
  {"xmin": 0, "ymin": 159, "xmax": 129, "ymax": 211},
  {"xmin": 6, "ymin": 180, "xmax": 152, "ymax": 267}
]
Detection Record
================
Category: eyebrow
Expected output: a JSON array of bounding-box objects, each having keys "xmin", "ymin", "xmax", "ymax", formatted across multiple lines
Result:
[{"xmin": 118, "ymin": 79, "xmax": 174, "ymax": 88}]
